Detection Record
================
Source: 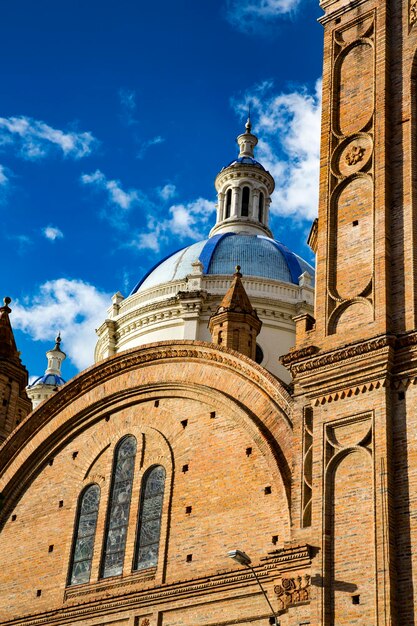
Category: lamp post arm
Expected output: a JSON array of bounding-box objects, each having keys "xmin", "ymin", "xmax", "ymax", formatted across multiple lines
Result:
[{"xmin": 248, "ymin": 564, "xmax": 280, "ymax": 625}]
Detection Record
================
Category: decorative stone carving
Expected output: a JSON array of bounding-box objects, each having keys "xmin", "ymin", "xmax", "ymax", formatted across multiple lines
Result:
[
  {"xmin": 280, "ymin": 345, "xmax": 319, "ymax": 367},
  {"xmin": 411, "ymin": 0, "xmax": 417, "ymax": 25},
  {"xmin": 290, "ymin": 334, "xmax": 393, "ymax": 375},
  {"xmin": 331, "ymin": 133, "xmax": 373, "ymax": 178},
  {"xmin": 141, "ymin": 619, "xmax": 150, "ymax": 626},
  {"xmin": 274, "ymin": 575, "xmax": 311, "ymax": 609},
  {"xmin": 345, "ymin": 145, "xmax": 365, "ymax": 166}
]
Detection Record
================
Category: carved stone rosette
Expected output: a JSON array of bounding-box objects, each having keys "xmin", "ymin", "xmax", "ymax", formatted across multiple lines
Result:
[{"xmin": 274, "ymin": 575, "xmax": 311, "ymax": 610}]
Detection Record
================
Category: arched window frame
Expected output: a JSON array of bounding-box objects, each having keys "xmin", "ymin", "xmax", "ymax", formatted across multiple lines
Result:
[
  {"xmin": 225, "ymin": 188, "xmax": 232, "ymax": 219},
  {"xmin": 133, "ymin": 465, "xmax": 166, "ymax": 572},
  {"xmin": 241, "ymin": 186, "xmax": 250, "ymax": 217},
  {"xmin": 101, "ymin": 435, "xmax": 137, "ymax": 579},
  {"xmin": 68, "ymin": 483, "xmax": 101, "ymax": 586},
  {"xmin": 232, "ymin": 328, "xmax": 240, "ymax": 350},
  {"xmin": 258, "ymin": 192, "xmax": 264, "ymax": 223}
]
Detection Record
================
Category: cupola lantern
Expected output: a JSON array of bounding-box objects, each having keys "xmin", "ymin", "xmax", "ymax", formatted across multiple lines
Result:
[{"xmin": 210, "ymin": 117, "xmax": 275, "ymax": 239}]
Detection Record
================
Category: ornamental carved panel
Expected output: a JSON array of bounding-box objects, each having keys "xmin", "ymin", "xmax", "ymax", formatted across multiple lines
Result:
[
  {"xmin": 326, "ymin": 13, "xmax": 375, "ymax": 336},
  {"xmin": 274, "ymin": 575, "xmax": 311, "ymax": 610},
  {"xmin": 324, "ymin": 413, "xmax": 375, "ymax": 625},
  {"xmin": 411, "ymin": 0, "xmax": 417, "ymax": 26}
]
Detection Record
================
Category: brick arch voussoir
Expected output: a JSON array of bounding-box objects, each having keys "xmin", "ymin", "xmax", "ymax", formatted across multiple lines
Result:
[{"xmin": 0, "ymin": 341, "xmax": 293, "ymax": 525}]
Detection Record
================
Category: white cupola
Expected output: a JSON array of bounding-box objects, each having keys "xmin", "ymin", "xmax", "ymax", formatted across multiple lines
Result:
[
  {"xmin": 210, "ymin": 117, "xmax": 275, "ymax": 238},
  {"xmin": 26, "ymin": 334, "xmax": 67, "ymax": 409}
]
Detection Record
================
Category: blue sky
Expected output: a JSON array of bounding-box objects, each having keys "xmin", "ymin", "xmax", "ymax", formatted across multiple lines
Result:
[{"xmin": 1, "ymin": 0, "xmax": 323, "ymax": 381}]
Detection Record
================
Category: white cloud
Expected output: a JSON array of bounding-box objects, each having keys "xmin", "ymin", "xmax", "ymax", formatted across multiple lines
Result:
[
  {"xmin": 81, "ymin": 169, "xmax": 139, "ymax": 211},
  {"xmin": 135, "ymin": 230, "xmax": 160, "ymax": 252},
  {"xmin": 0, "ymin": 164, "xmax": 8, "ymax": 186},
  {"xmin": 235, "ymin": 79, "xmax": 321, "ymax": 221},
  {"xmin": 158, "ymin": 183, "xmax": 177, "ymax": 201},
  {"xmin": 43, "ymin": 226, "xmax": 64, "ymax": 241},
  {"xmin": 226, "ymin": 0, "xmax": 301, "ymax": 31},
  {"xmin": 0, "ymin": 116, "xmax": 97, "ymax": 160},
  {"xmin": 118, "ymin": 88, "xmax": 138, "ymax": 126},
  {"xmin": 131, "ymin": 197, "xmax": 216, "ymax": 252},
  {"xmin": 8, "ymin": 233, "xmax": 32, "ymax": 254},
  {"xmin": 136, "ymin": 135, "xmax": 165, "ymax": 159},
  {"xmin": 12, "ymin": 278, "xmax": 111, "ymax": 371}
]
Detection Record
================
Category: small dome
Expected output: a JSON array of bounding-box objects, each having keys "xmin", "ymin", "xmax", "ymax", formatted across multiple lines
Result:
[
  {"xmin": 28, "ymin": 373, "xmax": 66, "ymax": 388},
  {"xmin": 131, "ymin": 233, "xmax": 314, "ymax": 294},
  {"xmin": 223, "ymin": 156, "xmax": 265, "ymax": 170}
]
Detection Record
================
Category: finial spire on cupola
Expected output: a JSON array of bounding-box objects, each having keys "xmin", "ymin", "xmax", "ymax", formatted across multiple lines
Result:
[
  {"xmin": 26, "ymin": 334, "xmax": 67, "ymax": 409},
  {"xmin": 237, "ymin": 111, "xmax": 258, "ymax": 158},
  {"xmin": 208, "ymin": 267, "xmax": 262, "ymax": 360},
  {"xmin": 210, "ymin": 116, "xmax": 274, "ymax": 239},
  {"xmin": 245, "ymin": 106, "xmax": 252, "ymax": 132},
  {"xmin": 46, "ymin": 333, "xmax": 66, "ymax": 375}
]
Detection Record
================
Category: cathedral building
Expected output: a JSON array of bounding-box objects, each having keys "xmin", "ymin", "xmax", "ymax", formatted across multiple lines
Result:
[{"xmin": 1, "ymin": 0, "xmax": 417, "ymax": 624}]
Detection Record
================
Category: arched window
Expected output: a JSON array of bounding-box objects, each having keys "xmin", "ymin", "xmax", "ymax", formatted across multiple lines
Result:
[
  {"xmin": 259, "ymin": 192, "xmax": 264, "ymax": 222},
  {"xmin": 241, "ymin": 186, "xmax": 250, "ymax": 217},
  {"xmin": 69, "ymin": 484, "xmax": 100, "ymax": 585},
  {"xmin": 225, "ymin": 189, "xmax": 232, "ymax": 219},
  {"xmin": 233, "ymin": 329, "xmax": 240, "ymax": 350},
  {"xmin": 101, "ymin": 436, "xmax": 137, "ymax": 578},
  {"xmin": 134, "ymin": 465, "xmax": 166, "ymax": 571}
]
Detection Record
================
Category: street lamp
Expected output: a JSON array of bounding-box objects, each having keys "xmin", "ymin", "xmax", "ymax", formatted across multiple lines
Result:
[{"xmin": 228, "ymin": 550, "xmax": 280, "ymax": 626}]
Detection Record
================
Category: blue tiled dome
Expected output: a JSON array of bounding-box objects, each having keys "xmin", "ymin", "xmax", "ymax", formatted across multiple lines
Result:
[
  {"xmin": 131, "ymin": 233, "xmax": 314, "ymax": 294},
  {"xmin": 28, "ymin": 373, "xmax": 66, "ymax": 388},
  {"xmin": 223, "ymin": 156, "xmax": 265, "ymax": 170}
]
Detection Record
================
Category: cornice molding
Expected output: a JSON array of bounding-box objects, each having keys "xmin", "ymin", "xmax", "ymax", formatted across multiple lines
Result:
[
  {"xmin": 318, "ymin": 0, "xmax": 371, "ymax": 25},
  {"xmin": 280, "ymin": 345, "xmax": 320, "ymax": 367},
  {"xmin": 286, "ymin": 334, "xmax": 394, "ymax": 377},
  {"xmin": 0, "ymin": 562, "xmax": 289, "ymax": 626},
  {"xmin": 0, "ymin": 545, "xmax": 312, "ymax": 626}
]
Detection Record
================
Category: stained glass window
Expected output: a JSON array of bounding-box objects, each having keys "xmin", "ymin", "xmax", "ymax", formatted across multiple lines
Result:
[
  {"xmin": 69, "ymin": 484, "xmax": 100, "ymax": 585},
  {"xmin": 101, "ymin": 436, "xmax": 137, "ymax": 578},
  {"xmin": 134, "ymin": 465, "xmax": 166, "ymax": 571}
]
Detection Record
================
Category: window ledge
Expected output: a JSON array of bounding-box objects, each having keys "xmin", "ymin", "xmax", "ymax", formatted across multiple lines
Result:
[{"xmin": 64, "ymin": 568, "xmax": 157, "ymax": 602}]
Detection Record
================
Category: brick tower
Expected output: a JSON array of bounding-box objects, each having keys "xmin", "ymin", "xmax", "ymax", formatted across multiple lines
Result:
[
  {"xmin": 0, "ymin": 297, "xmax": 31, "ymax": 444},
  {"xmin": 209, "ymin": 266, "xmax": 262, "ymax": 360},
  {"xmin": 282, "ymin": 0, "xmax": 417, "ymax": 623}
]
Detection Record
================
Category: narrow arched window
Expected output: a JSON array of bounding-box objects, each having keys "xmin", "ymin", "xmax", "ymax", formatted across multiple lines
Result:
[
  {"xmin": 225, "ymin": 189, "xmax": 232, "ymax": 219},
  {"xmin": 259, "ymin": 192, "xmax": 264, "ymax": 222},
  {"xmin": 134, "ymin": 465, "xmax": 166, "ymax": 571},
  {"xmin": 241, "ymin": 187, "xmax": 250, "ymax": 217},
  {"xmin": 101, "ymin": 436, "xmax": 137, "ymax": 578},
  {"xmin": 233, "ymin": 329, "xmax": 240, "ymax": 350},
  {"xmin": 69, "ymin": 484, "xmax": 100, "ymax": 585}
]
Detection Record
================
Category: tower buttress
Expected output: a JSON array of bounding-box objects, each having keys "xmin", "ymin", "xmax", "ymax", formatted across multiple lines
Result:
[
  {"xmin": 209, "ymin": 267, "xmax": 261, "ymax": 360},
  {"xmin": 282, "ymin": 0, "xmax": 400, "ymax": 623},
  {"xmin": 0, "ymin": 297, "xmax": 31, "ymax": 443}
]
